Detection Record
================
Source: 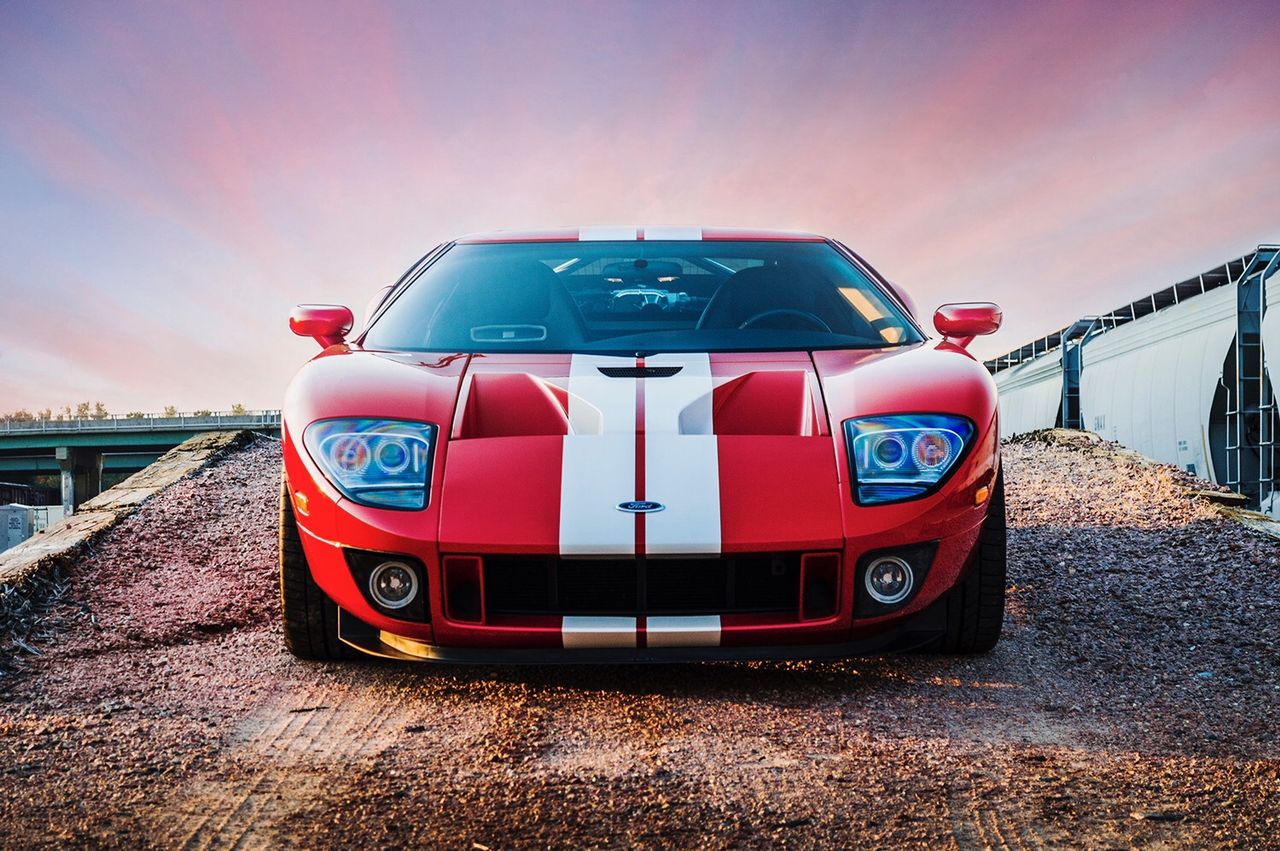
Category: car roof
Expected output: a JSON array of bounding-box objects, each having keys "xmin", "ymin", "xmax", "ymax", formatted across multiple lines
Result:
[{"xmin": 454, "ymin": 226, "xmax": 828, "ymax": 244}]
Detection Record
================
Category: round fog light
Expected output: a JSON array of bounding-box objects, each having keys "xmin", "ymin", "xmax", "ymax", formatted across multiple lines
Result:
[
  {"xmin": 369, "ymin": 561, "xmax": 419, "ymax": 609},
  {"xmin": 865, "ymin": 556, "xmax": 914, "ymax": 605}
]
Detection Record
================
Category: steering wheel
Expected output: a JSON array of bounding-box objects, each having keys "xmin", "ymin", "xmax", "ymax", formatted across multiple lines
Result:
[{"xmin": 738, "ymin": 309, "xmax": 832, "ymax": 333}]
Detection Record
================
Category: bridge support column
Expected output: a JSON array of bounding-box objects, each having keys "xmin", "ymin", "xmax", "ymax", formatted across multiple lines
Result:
[
  {"xmin": 57, "ymin": 447, "xmax": 75, "ymax": 516},
  {"xmin": 55, "ymin": 447, "xmax": 105, "ymax": 515},
  {"xmin": 86, "ymin": 451, "xmax": 104, "ymax": 502}
]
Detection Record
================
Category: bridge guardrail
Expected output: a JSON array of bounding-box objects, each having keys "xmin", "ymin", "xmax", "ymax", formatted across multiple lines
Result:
[{"xmin": 0, "ymin": 411, "xmax": 282, "ymax": 435}]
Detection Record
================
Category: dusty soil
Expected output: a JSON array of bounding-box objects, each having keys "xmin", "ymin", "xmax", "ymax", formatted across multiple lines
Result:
[{"xmin": 1, "ymin": 432, "xmax": 1277, "ymax": 849}]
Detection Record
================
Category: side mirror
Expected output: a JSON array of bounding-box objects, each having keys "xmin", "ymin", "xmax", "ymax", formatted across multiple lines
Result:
[
  {"xmin": 290, "ymin": 304, "xmax": 354, "ymax": 348},
  {"xmin": 933, "ymin": 302, "xmax": 1002, "ymax": 348}
]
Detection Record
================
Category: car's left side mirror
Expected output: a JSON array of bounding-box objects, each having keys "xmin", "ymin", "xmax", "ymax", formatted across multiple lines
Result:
[
  {"xmin": 290, "ymin": 304, "xmax": 354, "ymax": 348},
  {"xmin": 933, "ymin": 302, "xmax": 1002, "ymax": 348}
]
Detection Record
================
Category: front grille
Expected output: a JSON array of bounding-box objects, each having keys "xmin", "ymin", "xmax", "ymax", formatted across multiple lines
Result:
[{"xmin": 482, "ymin": 554, "xmax": 806, "ymax": 617}]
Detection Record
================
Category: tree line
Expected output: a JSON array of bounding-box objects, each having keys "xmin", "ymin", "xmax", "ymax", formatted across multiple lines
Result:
[{"xmin": 2, "ymin": 403, "xmax": 252, "ymax": 421}]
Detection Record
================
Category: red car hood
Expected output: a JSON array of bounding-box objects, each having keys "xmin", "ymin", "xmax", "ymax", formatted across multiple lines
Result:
[{"xmin": 437, "ymin": 352, "xmax": 847, "ymax": 555}]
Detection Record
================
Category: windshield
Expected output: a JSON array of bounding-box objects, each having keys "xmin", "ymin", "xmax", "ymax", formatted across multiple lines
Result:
[{"xmin": 362, "ymin": 241, "xmax": 922, "ymax": 354}]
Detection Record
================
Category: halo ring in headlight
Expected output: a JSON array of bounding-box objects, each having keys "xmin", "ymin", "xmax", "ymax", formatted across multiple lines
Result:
[
  {"xmin": 872, "ymin": 434, "xmax": 908, "ymax": 469},
  {"xmin": 865, "ymin": 556, "xmax": 914, "ymax": 605},
  {"xmin": 375, "ymin": 438, "xmax": 412, "ymax": 475},
  {"xmin": 369, "ymin": 560, "xmax": 419, "ymax": 609},
  {"xmin": 329, "ymin": 434, "xmax": 371, "ymax": 474},
  {"xmin": 912, "ymin": 431, "xmax": 955, "ymax": 469}
]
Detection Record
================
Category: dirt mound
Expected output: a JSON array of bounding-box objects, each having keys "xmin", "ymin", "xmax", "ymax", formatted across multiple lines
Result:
[
  {"xmin": 1011, "ymin": 428, "xmax": 1234, "ymax": 493},
  {"xmin": 49, "ymin": 437, "xmax": 282, "ymax": 659}
]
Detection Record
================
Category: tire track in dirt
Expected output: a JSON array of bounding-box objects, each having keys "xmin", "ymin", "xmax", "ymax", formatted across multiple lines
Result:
[
  {"xmin": 945, "ymin": 756, "xmax": 1067, "ymax": 851},
  {"xmin": 158, "ymin": 668, "xmax": 543, "ymax": 850},
  {"xmin": 158, "ymin": 677, "xmax": 420, "ymax": 849}
]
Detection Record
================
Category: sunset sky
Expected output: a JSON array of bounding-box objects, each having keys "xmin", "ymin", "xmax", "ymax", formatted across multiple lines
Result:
[{"xmin": 1, "ymin": 0, "xmax": 1277, "ymax": 414}]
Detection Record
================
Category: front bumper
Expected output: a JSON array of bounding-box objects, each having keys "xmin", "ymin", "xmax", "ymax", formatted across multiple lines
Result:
[
  {"xmin": 295, "ymin": 517, "xmax": 984, "ymax": 660},
  {"xmin": 288, "ymin": 425, "xmax": 995, "ymax": 661}
]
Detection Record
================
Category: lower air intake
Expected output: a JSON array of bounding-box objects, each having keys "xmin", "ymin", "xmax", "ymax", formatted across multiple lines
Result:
[{"xmin": 480, "ymin": 553, "xmax": 821, "ymax": 617}]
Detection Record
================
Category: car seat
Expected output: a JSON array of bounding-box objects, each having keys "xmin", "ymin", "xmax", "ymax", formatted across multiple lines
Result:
[
  {"xmin": 424, "ymin": 259, "xmax": 587, "ymax": 347},
  {"xmin": 695, "ymin": 264, "xmax": 861, "ymax": 335}
]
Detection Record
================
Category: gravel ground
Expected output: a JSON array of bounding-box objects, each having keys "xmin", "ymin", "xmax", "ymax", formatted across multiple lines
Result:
[{"xmin": 0, "ymin": 431, "xmax": 1277, "ymax": 849}]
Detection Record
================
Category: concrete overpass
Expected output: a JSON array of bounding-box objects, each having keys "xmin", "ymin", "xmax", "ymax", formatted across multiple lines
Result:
[{"xmin": 0, "ymin": 411, "xmax": 281, "ymax": 512}]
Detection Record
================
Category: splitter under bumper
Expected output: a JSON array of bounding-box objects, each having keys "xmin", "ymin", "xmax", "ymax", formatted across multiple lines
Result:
[{"xmin": 336, "ymin": 598, "xmax": 947, "ymax": 664}]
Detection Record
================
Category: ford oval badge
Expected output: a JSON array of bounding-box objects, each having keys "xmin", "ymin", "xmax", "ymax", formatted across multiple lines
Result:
[{"xmin": 616, "ymin": 500, "xmax": 665, "ymax": 514}]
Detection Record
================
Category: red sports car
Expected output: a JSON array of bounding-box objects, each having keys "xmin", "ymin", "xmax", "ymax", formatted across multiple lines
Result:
[{"xmin": 281, "ymin": 227, "xmax": 1004, "ymax": 662}]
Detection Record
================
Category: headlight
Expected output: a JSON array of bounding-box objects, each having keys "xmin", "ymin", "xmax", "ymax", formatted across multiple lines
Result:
[
  {"xmin": 844, "ymin": 414, "xmax": 974, "ymax": 505},
  {"xmin": 303, "ymin": 418, "xmax": 437, "ymax": 510}
]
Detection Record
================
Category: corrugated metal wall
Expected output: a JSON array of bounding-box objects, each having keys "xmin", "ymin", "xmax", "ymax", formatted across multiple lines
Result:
[
  {"xmin": 994, "ymin": 355, "xmax": 1062, "ymax": 437},
  {"xmin": 1078, "ymin": 284, "xmax": 1235, "ymax": 480},
  {"xmin": 1262, "ymin": 275, "xmax": 1280, "ymax": 388},
  {"xmin": 989, "ymin": 246, "xmax": 1278, "ymax": 499}
]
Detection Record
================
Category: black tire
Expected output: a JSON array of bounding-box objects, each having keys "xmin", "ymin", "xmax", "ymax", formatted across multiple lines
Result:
[
  {"xmin": 280, "ymin": 476, "xmax": 362, "ymax": 660},
  {"xmin": 929, "ymin": 468, "xmax": 1007, "ymax": 654}
]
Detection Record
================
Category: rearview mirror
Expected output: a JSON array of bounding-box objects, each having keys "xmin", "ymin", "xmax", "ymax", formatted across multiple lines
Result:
[
  {"xmin": 933, "ymin": 302, "xmax": 1002, "ymax": 347},
  {"xmin": 290, "ymin": 304, "xmax": 354, "ymax": 348}
]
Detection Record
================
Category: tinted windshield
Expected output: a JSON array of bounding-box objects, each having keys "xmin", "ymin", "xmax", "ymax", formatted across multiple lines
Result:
[{"xmin": 362, "ymin": 241, "xmax": 922, "ymax": 354}]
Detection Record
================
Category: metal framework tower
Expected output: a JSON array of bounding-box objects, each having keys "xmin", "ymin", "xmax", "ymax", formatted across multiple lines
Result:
[
  {"xmin": 1059, "ymin": 318, "xmax": 1099, "ymax": 429},
  {"xmin": 1226, "ymin": 246, "xmax": 1280, "ymax": 506}
]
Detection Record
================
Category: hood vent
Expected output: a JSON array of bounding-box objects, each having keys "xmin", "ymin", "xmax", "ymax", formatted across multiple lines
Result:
[{"xmin": 597, "ymin": 365, "xmax": 683, "ymax": 378}]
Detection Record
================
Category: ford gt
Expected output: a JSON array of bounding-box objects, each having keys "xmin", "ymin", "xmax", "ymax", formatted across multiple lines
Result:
[{"xmin": 281, "ymin": 226, "xmax": 1004, "ymax": 662}]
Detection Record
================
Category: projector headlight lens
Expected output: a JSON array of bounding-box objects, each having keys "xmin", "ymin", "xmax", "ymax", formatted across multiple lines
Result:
[
  {"xmin": 872, "ymin": 434, "xmax": 908, "ymax": 469},
  {"xmin": 304, "ymin": 418, "xmax": 437, "ymax": 510},
  {"xmin": 845, "ymin": 414, "xmax": 973, "ymax": 505}
]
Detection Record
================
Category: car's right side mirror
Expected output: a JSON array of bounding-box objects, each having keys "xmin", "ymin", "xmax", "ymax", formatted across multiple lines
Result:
[
  {"xmin": 290, "ymin": 304, "xmax": 354, "ymax": 348},
  {"xmin": 933, "ymin": 302, "xmax": 1002, "ymax": 347}
]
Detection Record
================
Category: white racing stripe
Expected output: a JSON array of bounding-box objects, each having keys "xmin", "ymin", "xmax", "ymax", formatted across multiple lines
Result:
[
  {"xmin": 643, "ymin": 353, "xmax": 721, "ymax": 555},
  {"xmin": 646, "ymin": 615, "xmax": 721, "ymax": 647},
  {"xmin": 559, "ymin": 353, "xmax": 723, "ymax": 556},
  {"xmin": 645, "ymin": 352, "xmax": 713, "ymax": 435},
  {"xmin": 562, "ymin": 616, "xmax": 638, "ymax": 648},
  {"xmin": 560, "ymin": 355, "xmax": 637, "ymax": 556}
]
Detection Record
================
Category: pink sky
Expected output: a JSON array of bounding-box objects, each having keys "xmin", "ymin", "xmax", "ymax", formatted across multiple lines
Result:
[{"xmin": 1, "ymin": 0, "xmax": 1277, "ymax": 413}]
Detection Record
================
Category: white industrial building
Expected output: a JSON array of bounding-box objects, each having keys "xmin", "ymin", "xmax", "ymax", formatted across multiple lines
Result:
[{"xmin": 989, "ymin": 245, "xmax": 1279, "ymax": 512}]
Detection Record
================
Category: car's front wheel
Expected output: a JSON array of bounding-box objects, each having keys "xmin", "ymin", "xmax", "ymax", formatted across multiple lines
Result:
[
  {"xmin": 927, "ymin": 468, "xmax": 1006, "ymax": 654},
  {"xmin": 279, "ymin": 477, "xmax": 362, "ymax": 661}
]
